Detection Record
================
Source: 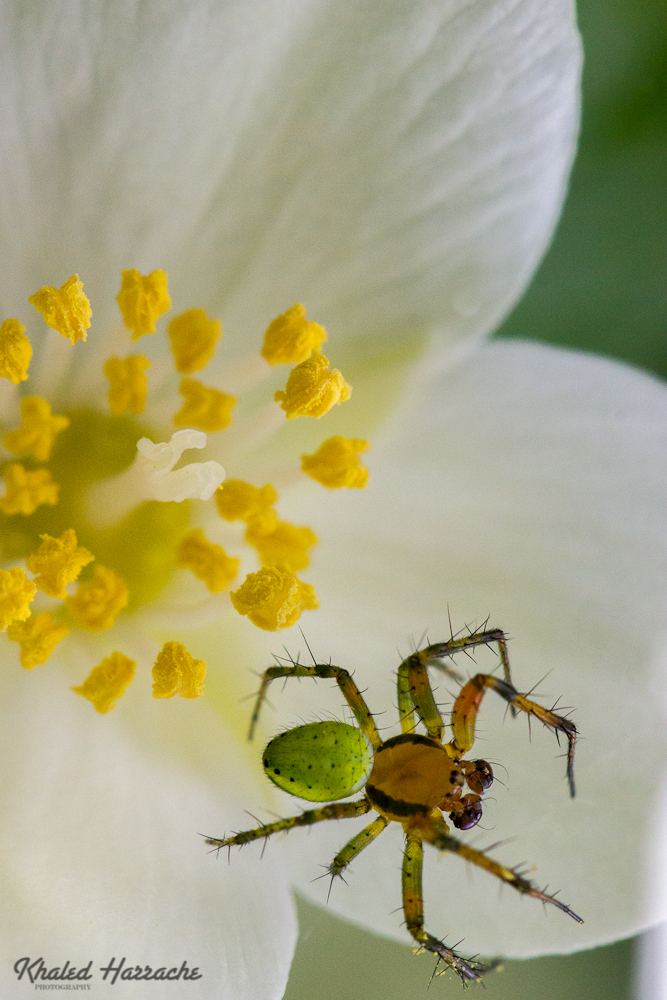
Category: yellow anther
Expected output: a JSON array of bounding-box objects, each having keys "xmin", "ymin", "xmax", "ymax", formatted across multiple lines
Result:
[
  {"xmin": 4, "ymin": 396, "xmax": 70, "ymax": 462},
  {"xmin": 26, "ymin": 529, "xmax": 94, "ymax": 599},
  {"xmin": 116, "ymin": 268, "xmax": 171, "ymax": 340},
  {"xmin": 152, "ymin": 640, "xmax": 206, "ymax": 699},
  {"xmin": 0, "ymin": 318, "xmax": 32, "ymax": 383},
  {"xmin": 230, "ymin": 566, "xmax": 319, "ymax": 631},
  {"xmin": 66, "ymin": 565, "xmax": 129, "ymax": 630},
  {"xmin": 274, "ymin": 352, "xmax": 351, "ymax": 419},
  {"xmin": 215, "ymin": 479, "xmax": 278, "ymax": 534},
  {"xmin": 0, "ymin": 464, "xmax": 59, "ymax": 515},
  {"xmin": 246, "ymin": 520, "xmax": 318, "ymax": 572},
  {"xmin": 28, "ymin": 274, "xmax": 92, "ymax": 344},
  {"xmin": 174, "ymin": 378, "xmax": 237, "ymax": 432},
  {"xmin": 72, "ymin": 652, "xmax": 136, "ymax": 713},
  {"xmin": 261, "ymin": 303, "xmax": 327, "ymax": 366},
  {"xmin": 104, "ymin": 355, "xmax": 151, "ymax": 415},
  {"xmin": 7, "ymin": 612, "xmax": 69, "ymax": 669},
  {"xmin": 176, "ymin": 529, "xmax": 240, "ymax": 592},
  {"xmin": 301, "ymin": 435, "xmax": 369, "ymax": 488},
  {"xmin": 0, "ymin": 567, "xmax": 36, "ymax": 631},
  {"xmin": 168, "ymin": 308, "xmax": 221, "ymax": 373}
]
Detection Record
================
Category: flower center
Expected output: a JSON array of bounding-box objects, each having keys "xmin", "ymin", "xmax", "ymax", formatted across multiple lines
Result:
[
  {"xmin": 1, "ymin": 408, "xmax": 192, "ymax": 611},
  {"xmin": 0, "ymin": 270, "xmax": 371, "ymax": 713}
]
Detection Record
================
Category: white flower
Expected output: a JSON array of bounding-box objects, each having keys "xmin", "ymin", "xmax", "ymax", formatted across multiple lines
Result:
[{"xmin": 2, "ymin": 2, "xmax": 666, "ymax": 998}]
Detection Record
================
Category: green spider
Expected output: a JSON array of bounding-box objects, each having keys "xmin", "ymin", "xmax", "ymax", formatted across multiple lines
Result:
[{"xmin": 206, "ymin": 626, "xmax": 582, "ymax": 983}]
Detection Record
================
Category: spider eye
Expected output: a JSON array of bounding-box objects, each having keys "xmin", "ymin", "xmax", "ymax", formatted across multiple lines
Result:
[
  {"xmin": 450, "ymin": 795, "xmax": 483, "ymax": 831},
  {"xmin": 467, "ymin": 759, "xmax": 494, "ymax": 794}
]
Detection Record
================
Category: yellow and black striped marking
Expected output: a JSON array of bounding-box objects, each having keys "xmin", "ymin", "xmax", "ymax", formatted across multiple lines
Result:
[{"xmin": 366, "ymin": 733, "xmax": 463, "ymax": 820}]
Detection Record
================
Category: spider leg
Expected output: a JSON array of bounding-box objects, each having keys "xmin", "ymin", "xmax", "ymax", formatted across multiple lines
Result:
[
  {"xmin": 402, "ymin": 832, "xmax": 490, "ymax": 983},
  {"xmin": 249, "ymin": 662, "xmax": 381, "ymax": 748},
  {"xmin": 425, "ymin": 628, "xmax": 513, "ymax": 685},
  {"xmin": 397, "ymin": 650, "xmax": 448, "ymax": 741},
  {"xmin": 397, "ymin": 628, "xmax": 512, "ymax": 741},
  {"xmin": 327, "ymin": 815, "xmax": 389, "ymax": 879},
  {"xmin": 417, "ymin": 815, "xmax": 583, "ymax": 924},
  {"xmin": 205, "ymin": 797, "xmax": 372, "ymax": 849},
  {"xmin": 451, "ymin": 673, "xmax": 578, "ymax": 796}
]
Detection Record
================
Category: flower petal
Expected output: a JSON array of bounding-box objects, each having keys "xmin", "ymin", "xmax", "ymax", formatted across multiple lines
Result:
[
  {"xmin": 265, "ymin": 341, "xmax": 667, "ymax": 958},
  {"xmin": 637, "ymin": 923, "xmax": 667, "ymax": 1000},
  {"xmin": 0, "ymin": 0, "xmax": 579, "ymax": 350},
  {"xmin": 0, "ymin": 666, "xmax": 297, "ymax": 999}
]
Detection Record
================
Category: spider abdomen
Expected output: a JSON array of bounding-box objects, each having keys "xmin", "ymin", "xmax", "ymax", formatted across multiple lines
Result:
[
  {"xmin": 263, "ymin": 721, "xmax": 374, "ymax": 802},
  {"xmin": 366, "ymin": 733, "xmax": 463, "ymax": 820}
]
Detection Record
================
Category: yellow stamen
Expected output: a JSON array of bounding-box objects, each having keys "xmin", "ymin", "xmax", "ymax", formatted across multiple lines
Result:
[
  {"xmin": 26, "ymin": 529, "xmax": 94, "ymax": 599},
  {"xmin": 152, "ymin": 640, "xmax": 206, "ymax": 699},
  {"xmin": 104, "ymin": 355, "xmax": 151, "ymax": 415},
  {"xmin": 2, "ymin": 270, "xmax": 364, "ymax": 684},
  {"xmin": 301, "ymin": 435, "xmax": 369, "ymax": 488},
  {"xmin": 0, "ymin": 318, "xmax": 32, "ymax": 383},
  {"xmin": 4, "ymin": 396, "xmax": 70, "ymax": 462},
  {"xmin": 246, "ymin": 520, "xmax": 318, "ymax": 572},
  {"xmin": 0, "ymin": 567, "xmax": 36, "ymax": 631},
  {"xmin": 7, "ymin": 612, "xmax": 69, "ymax": 669},
  {"xmin": 261, "ymin": 303, "xmax": 327, "ymax": 366},
  {"xmin": 0, "ymin": 464, "xmax": 59, "ymax": 515},
  {"xmin": 274, "ymin": 351, "xmax": 351, "ymax": 419},
  {"xmin": 176, "ymin": 529, "xmax": 240, "ymax": 592},
  {"xmin": 116, "ymin": 268, "xmax": 171, "ymax": 340},
  {"xmin": 230, "ymin": 566, "xmax": 318, "ymax": 631},
  {"xmin": 28, "ymin": 275, "xmax": 92, "ymax": 344},
  {"xmin": 174, "ymin": 378, "xmax": 237, "ymax": 432},
  {"xmin": 72, "ymin": 652, "xmax": 136, "ymax": 713},
  {"xmin": 66, "ymin": 565, "xmax": 129, "ymax": 630},
  {"xmin": 215, "ymin": 479, "xmax": 278, "ymax": 534},
  {"xmin": 169, "ymin": 308, "xmax": 221, "ymax": 373}
]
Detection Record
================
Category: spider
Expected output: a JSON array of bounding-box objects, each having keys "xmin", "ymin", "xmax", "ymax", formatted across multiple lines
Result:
[{"xmin": 206, "ymin": 626, "xmax": 582, "ymax": 983}]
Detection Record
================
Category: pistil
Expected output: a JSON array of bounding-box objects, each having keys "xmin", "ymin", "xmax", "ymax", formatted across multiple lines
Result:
[{"xmin": 84, "ymin": 429, "xmax": 225, "ymax": 529}]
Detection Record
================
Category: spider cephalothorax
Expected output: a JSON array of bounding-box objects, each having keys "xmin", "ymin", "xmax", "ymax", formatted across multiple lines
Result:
[{"xmin": 206, "ymin": 626, "xmax": 581, "ymax": 983}]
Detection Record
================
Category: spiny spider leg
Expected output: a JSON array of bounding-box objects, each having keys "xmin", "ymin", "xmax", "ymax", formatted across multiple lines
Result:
[
  {"xmin": 418, "ymin": 817, "xmax": 583, "ymax": 924},
  {"xmin": 397, "ymin": 652, "xmax": 444, "ymax": 738},
  {"xmin": 397, "ymin": 628, "xmax": 513, "ymax": 741},
  {"xmin": 426, "ymin": 628, "xmax": 513, "ymax": 685},
  {"xmin": 402, "ymin": 833, "xmax": 490, "ymax": 984},
  {"xmin": 248, "ymin": 661, "xmax": 381, "ymax": 748},
  {"xmin": 327, "ymin": 815, "xmax": 389, "ymax": 880},
  {"xmin": 205, "ymin": 798, "xmax": 371, "ymax": 850},
  {"xmin": 451, "ymin": 673, "xmax": 578, "ymax": 796}
]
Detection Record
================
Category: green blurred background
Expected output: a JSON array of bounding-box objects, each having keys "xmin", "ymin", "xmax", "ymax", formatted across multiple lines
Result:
[{"xmin": 284, "ymin": 1, "xmax": 666, "ymax": 997}]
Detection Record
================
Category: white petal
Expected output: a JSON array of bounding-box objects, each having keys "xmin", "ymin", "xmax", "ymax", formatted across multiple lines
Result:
[
  {"xmin": 0, "ymin": 0, "xmax": 580, "ymax": 351},
  {"xmin": 263, "ymin": 341, "xmax": 667, "ymax": 958},
  {"xmin": 637, "ymin": 923, "xmax": 667, "ymax": 1000},
  {"xmin": 0, "ymin": 666, "xmax": 297, "ymax": 999}
]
